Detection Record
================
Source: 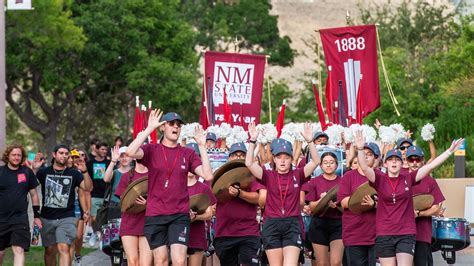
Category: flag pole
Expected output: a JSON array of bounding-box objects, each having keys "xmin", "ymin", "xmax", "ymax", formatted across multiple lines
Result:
[{"xmin": 265, "ymin": 55, "xmax": 272, "ymax": 124}]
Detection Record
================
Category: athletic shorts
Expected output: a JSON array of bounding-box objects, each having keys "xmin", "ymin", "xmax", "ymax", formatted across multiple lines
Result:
[
  {"xmin": 414, "ymin": 241, "xmax": 433, "ymax": 266},
  {"xmin": 90, "ymin": 197, "xmax": 104, "ymax": 217},
  {"xmin": 40, "ymin": 217, "xmax": 77, "ymax": 247},
  {"xmin": 143, "ymin": 214, "xmax": 190, "ymax": 249},
  {"xmin": 214, "ymin": 236, "xmax": 261, "ymax": 265},
  {"xmin": 344, "ymin": 245, "xmax": 376, "ymax": 266},
  {"xmin": 375, "ymin": 234, "xmax": 416, "ymax": 258},
  {"xmin": 308, "ymin": 217, "xmax": 342, "ymax": 246},
  {"xmin": 187, "ymin": 247, "xmax": 204, "ymax": 255},
  {"xmin": 261, "ymin": 217, "xmax": 302, "ymax": 250},
  {"xmin": 0, "ymin": 220, "xmax": 31, "ymax": 251}
]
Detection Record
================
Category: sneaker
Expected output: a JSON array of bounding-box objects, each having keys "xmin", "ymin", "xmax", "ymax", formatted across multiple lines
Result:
[
  {"xmin": 88, "ymin": 232, "xmax": 97, "ymax": 247},
  {"xmin": 74, "ymin": 254, "xmax": 81, "ymax": 266}
]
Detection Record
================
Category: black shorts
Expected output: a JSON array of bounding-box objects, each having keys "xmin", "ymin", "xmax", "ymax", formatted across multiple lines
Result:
[
  {"xmin": 414, "ymin": 241, "xmax": 433, "ymax": 266},
  {"xmin": 376, "ymin": 235, "xmax": 416, "ymax": 258},
  {"xmin": 0, "ymin": 221, "xmax": 31, "ymax": 251},
  {"xmin": 214, "ymin": 236, "xmax": 260, "ymax": 265},
  {"xmin": 308, "ymin": 217, "xmax": 342, "ymax": 246},
  {"xmin": 262, "ymin": 217, "xmax": 302, "ymax": 250},
  {"xmin": 187, "ymin": 247, "xmax": 204, "ymax": 255},
  {"xmin": 344, "ymin": 245, "xmax": 376, "ymax": 266},
  {"xmin": 143, "ymin": 214, "xmax": 190, "ymax": 249}
]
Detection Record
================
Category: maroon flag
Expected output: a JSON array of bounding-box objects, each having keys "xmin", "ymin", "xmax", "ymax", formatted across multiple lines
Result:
[
  {"xmin": 199, "ymin": 51, "xmax": 266, "ymax": 130},
  {"xmin": 223, "ymin": 88, "xmax": 231, "ymax": 125},
  {"xmin": 325, "ymin": 67, "xmax": 334, "ymax": 123},
  {"xmin": 312, "ymin": 82, "xmax": 328, "ymax": 130},
  {"xmin": 276, "ymin": 100, "xmax": 286, "ymax": 138},
  {"xmin": 133, "ymin": 96, "xmax": 141, "ymax": 139},
  {"xmin": 320, "ymin": 25, "xmax": 380, "ymax": 123}
]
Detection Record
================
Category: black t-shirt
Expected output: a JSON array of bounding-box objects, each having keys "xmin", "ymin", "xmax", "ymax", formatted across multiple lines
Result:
[
  {"xmin": 36, "ymin": 166, "xmax": 84, "ymax": 219},
  {"xmin": 0, "ymin": 165, "xmax": 38, "ymax": 223},
  {"xmin": 86, "ymin": 158, "xmax": 110, "ymax": 198}
]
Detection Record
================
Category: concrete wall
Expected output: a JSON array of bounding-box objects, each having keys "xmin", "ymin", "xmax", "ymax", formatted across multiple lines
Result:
[{"xmin": 436, "ymin": 178, "xmax": 474, "ymax": 223}]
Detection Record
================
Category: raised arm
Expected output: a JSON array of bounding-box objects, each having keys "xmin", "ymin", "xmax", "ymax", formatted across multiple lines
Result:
[
  {"xmin": 302, "ymin": 123, "xmax": 320, "ymax": 177},
  {"xmin": 126, "ymin": 109, "xmax": 164, "ymax": 159},
  {"xmin": 104, "ymin": 146, "xmax": 119, "ymax": 183},
  {"xmin": 75, "ymin": 157, "xmax": 93, "ymax": 192},
  {"xmin": 426, "ymin": 140, "xmax": 437, "ymax": 164},
  {"xmin": 246, "ymin": 122, "xmax": 263, "ymax": 179},
  {"xmin": 355, "ymin": 130, "xmax": 375, "ymax": 183},
  {"xmin": 193, "ymin": 126, "xmax": 213, "ymax": 181},
  {"xmin": 416, "ymin": 138, "xmax": 464, "ymax": 182}
]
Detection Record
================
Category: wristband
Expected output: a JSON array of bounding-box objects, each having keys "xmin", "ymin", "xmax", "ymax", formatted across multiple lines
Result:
[
  {"xmin": 81, "ymin": 170, "xmax": 88, "ymax": 174},
  {"xmin": 33, "ymin": 205, "xmax": 40, "ymax": 218},
  {"xmin": 236, "ymin": 189, "xmax": 241, "ymax": 197},
  {"xmin": 306, "ymin": 140, "xmax": 312, "ymax": 144},
  {"xmin": 356, "ymin": 147, "xmax": 364, "ymax": 151},
  {"xmin": 447, "ymin": 150, "xmax": 453, "ymax": 156},
  {"xmin": 112, "ymin": 160, "xmax": 118, "ymax": 164},
  {"xmin": 249, "ymin": 140, "xmax": 257, "ymax": 144}
]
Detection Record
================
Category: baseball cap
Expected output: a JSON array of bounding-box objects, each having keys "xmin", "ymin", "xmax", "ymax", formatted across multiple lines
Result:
[
  {"xmin": 206, "ymin": 132, "xmax": 217, "ymax": 142},
  {"xmin": 119, "ymin": 146, "xmax": 128, "ymax": 155},
  {"xmin": 186, "ymin": 143, "xmax": 200, "ymax": 156},
  {"xmin": 70, "ymin": 149, "xmax": 80, "ymax": 157},
  {"xmin": 229, "ymin": 142, "xmax": 247, "ymax": 155},
  {"xmin": 364, "ymin": 142, "xmax": 381, "ymax": 158},
  {"xmin": 271, "ymin": 138, "xmax": 293, "ymax": 156},
  {"xmin": 406, "ymin": 146, "xmax": 424, "ymax": 158},
  {"xmin": 53, "ymin": 144, "xmax": 69, "ymax": 153},
  {"xmin": 396, "ymin": 138, "xmax": 413, "ymax": 148},
  {"xmin": 160, "ymin": 112, "xmax": 183, "ymax": 123},
  {"xmin": 384, "ymin": 149, "xmax": 403, "ymax": 162},
  {"xmin": 313, "ymin": 131, "xmax": 329, "ymax": 141}
]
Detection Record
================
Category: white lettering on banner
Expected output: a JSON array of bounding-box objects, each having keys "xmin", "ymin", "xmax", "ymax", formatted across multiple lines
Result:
[
  {"xmin": 215, "ymin": 114, "xmax": 256, "ymax": 123},
  {"xmin": 334, "ymin": 37, "xmax": 365, "ymax": 52},
  {"xmin": 213, "ymin": 62, "xmax": 254, "ymax": 105}
]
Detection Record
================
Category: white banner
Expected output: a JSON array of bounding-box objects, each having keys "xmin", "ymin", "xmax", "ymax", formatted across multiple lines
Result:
[{"xmin": 7, "ymin": 0, "xmax": 32, "ymax": 10}]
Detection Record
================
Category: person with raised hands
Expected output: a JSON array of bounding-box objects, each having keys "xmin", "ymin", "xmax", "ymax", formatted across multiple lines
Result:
[
  {"xmin": 354, "ymin": 130, "xmax": 463, "ymax": 266},
  {"xmin": 126, "ymin": 109, "xmax": 213, "ymax": 266},
  {"xmin": 245, "ymin": 122, "xmax": 320, "ymax": 266}
]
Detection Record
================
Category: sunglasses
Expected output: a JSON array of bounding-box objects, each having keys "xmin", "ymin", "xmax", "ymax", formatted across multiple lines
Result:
[
  {"xmin": 167, "ymin": 121, "xmax": 182, "ymax": 127},
  {"xmin": 399, "ymin": 145, "xmax": 411, "ymax": 151},
  {"xmin": 408, "ymin": 157, "xmax": 423, "ymax": 163}
]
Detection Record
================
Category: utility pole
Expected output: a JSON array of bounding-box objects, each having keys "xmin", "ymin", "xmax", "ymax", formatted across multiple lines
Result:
[{"xmin": 0, "ymin": 0, "xmax": 6, "ymax": 153}]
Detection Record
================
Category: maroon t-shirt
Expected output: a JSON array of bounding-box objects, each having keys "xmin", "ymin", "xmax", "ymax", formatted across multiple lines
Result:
[
  {"xmin": 413, "ymin": 176, "xmax": 445, "ymax": 243},
  {"xmin": 188, "ymin": 180, "xmax": 217, "ymax": 250},
  {"xmin": 400, "ymin": 166, "xmax": 410, "ymax": 175},
  {"xmin": 306, "ymin": 175, "xmax": 342, "ymax": 219},
  {"xmin": 141, "ymin": 144, "xmax": 201, "ymax": 216},
  {"xmin": 337, "ymin": 170, "xmax": 376, "ymax": 246},
  {"xmin": 215, "ymin": 181, "xmax": 264, "ymax": 238},
  {"xmin": 260, "ymin": 167, "xmax": 306, "ymax": 218},
  {"xmin": 115, "ymin": 171, "xmax": 148, "ymax": 236},
  {"xmin": 370, "ymin": 169, "xmax": 417, "ymax": 236}
]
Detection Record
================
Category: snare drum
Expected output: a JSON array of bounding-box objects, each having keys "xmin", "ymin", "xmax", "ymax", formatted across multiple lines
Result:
[
  {"xmin": 100, "ymin": 218, "xmax": 122, "ymax": 255},
  {"xmin": 432, "ymin": 217, "xmax": 470, "ymax": 251}
]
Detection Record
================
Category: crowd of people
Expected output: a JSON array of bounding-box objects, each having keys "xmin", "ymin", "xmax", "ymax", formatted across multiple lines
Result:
[{"xmin": 0, "ymin": 108, "xmax": 464, "ymax": 266}]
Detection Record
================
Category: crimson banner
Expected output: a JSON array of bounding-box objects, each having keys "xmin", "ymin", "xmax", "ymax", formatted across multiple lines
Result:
[
  {"xmin": 320, "ymin": 25, "xmax": 380, "ymax": 124},
  {"xmin": 199, "ymin": 51, "xmax": 266, "ymax": 130}
]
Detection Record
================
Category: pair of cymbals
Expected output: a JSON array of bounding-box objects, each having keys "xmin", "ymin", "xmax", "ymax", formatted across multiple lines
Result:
[
  {"xmin": 348, "ymin": 182, "xmax": 377, "ymax": 214},
  {"xmin": 189, "ymin": 193, "xmax": 211, "ymax": 214},
  {"xmin": 312, "ymin": 185, "xmax": 339, "ymax": 217},
  {"xmin": 413, "ymin": 194, "xmax": 434, "ymax": 211},
  {"xmin": 211, "ymin": 159, "xmax": 255, "ymax": 202},
  {"xmin": 120, "ymin": 176, "xmax": 148, "ymax": 214}
]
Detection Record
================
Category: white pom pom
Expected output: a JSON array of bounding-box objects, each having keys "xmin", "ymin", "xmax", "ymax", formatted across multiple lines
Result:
[
  {"xmin": 227, "ymin": 126, "xmax": 248, "ymax": 146},
  {"xmin": 361, "ymin": 125, "xmax": 377, "ymax": 143},
  {"xmin": 390, "ymin": 123, "xmax": 406, "ymax": 141},
  {"xmin": 421, "ymin": 123, "xmax": 436, "ymax": 141},
  {"xmin": 378, "ymin": 125, "xmax": 397, "ymax": 144},
  {"xmin": 324, "ymin": 124, "xmax": 345, "ymax": 145},
  {"xmin": 311, "ymin": 123, "xmax": 322, "ymax": 135},
  {"xmin": 256, "ymin": 123, "xmax": 277, "ymax": 144},
  {"xmin": 218, "ymin": 123, "xmax": 233, "ymax": 139}
]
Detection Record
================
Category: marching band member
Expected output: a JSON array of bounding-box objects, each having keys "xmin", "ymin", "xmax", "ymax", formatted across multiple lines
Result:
[
  {"xmin": 355, "ymin": 130, "xmax": 463, "ymax": 266},
  {"xmin": 305, "ymin": 151, "xmax": 343, "ymax": 266},
  {"xmin": 338, "ymin": 143, "xmax": 380, "ymax": 266},
  {"xmin": 407, "ymin": 146, "xmax": 445, "ymax": 266},
  {"xmin": 126, "ymin": 110, "xmax": 213, "ymax": 266},
  {"xmin": 115, "ymin": 161, "xmax": 152, "ymax": 266},
  {"xmin": 245, "ymin": 122, "xmax": 320, "ymax": 266},
  {"xmin": 214, "ymin": 142, "xmax": 266, "ymax": 266},
  {"xmin": 185, "ymin": 143, "xmax": 217, "ymax": 266}
]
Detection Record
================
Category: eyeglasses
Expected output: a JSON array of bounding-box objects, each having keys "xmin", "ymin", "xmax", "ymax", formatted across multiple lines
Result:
[
  {"xmin": 322, "ymin": 161, "xmax": 336, "ymax": 166},
  {"xmin": 408, "ymin": 157, "xmax": 423, "ymax": 163},
  {"xmin": 167, "ymin": 121, "xmax": 182, "ymax": 127},
  {"xmin": 399, "ymin": 145, "xmax": 411, "ymax": 151}
]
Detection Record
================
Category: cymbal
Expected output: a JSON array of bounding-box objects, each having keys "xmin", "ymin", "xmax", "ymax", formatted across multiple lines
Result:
[
  {"xmin": 413, "ymin": 194, "xmax": 434, "ymax": 211},
  {"xmin": 120, "ymin": 176, "xmax": 148, "ymax": 214},
  {"xmin": 212, "ymin": 159, "xmax": 246, "ymax": 187},
  {"xmin": 189, "ymin": 193, "xmax": 211, "ymax": 214},
  {"xmin": 312, "ymin": 185, "xmax": 339, "ymax": 217},
  {"xmin": 348, "ymin": 182, "xmax": 377, "ymax": 214},
  {"xmin": 212, "ymin": 166, "xmax": 255, "ymax": 202}
]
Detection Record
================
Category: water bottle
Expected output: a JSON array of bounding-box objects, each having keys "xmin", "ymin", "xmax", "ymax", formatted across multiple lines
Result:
[{"xmin": 31, "ymin": 224, "xmax": 40, "ymax": 245}]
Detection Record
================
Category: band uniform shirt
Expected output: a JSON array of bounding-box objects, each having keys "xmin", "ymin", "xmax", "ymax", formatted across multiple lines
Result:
[{"xmin": 306, "ymin": 175, "xmax": 342, "ymax": 219}]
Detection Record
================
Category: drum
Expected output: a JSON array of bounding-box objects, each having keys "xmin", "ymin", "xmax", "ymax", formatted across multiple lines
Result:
[
  {"xmin": 100, "ymin": 218, "xmax": 122, "ymax": 255},
  {"xmin": 432, "ymin": 217, "xmax": 471, "ymax": 251}
]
